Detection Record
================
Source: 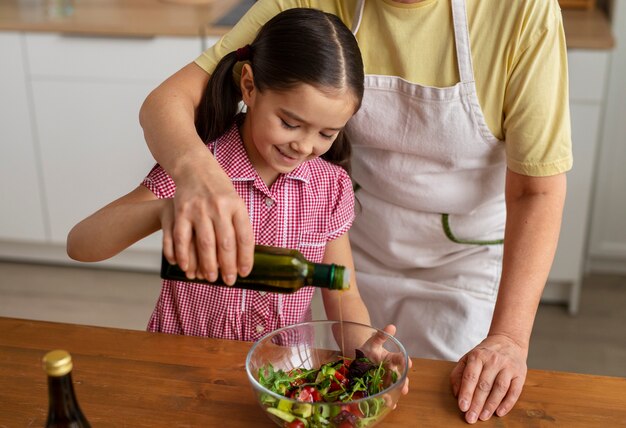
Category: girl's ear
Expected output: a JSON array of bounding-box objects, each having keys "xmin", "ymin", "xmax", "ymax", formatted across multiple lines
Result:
[{"xmin": 240, "ymin": 63, "xmax": 256, "ymax": 106}]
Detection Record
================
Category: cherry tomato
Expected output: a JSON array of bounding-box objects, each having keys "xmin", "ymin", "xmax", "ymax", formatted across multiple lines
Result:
[
  {"xmin": 329, "ymin": 369, "xmax": 350, "ymax": 392},
  {"xmin": 334, "ymin": 371, "xmax": 347, "ymax": 383},
  {"xmin": 295, "ymin": 385, "xmax": 322, "ymax": 402},
  {"xmin": 285, "ymin": 420, "xmax": 305, "ymax": 428},
  {"xmin": 341, "ymin": 403, "xmax": 364, "ymax": 419},
  {"xmin": 329, "ymin": 382, "xmax": 340, "ymax": 392},
  {"xmin": 337, "ymin": 364, "xmax": 349, "ymax": 377}
]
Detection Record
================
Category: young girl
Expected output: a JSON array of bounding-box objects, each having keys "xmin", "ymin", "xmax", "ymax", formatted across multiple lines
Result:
[{"xmin": 67, "ymin": 8, "xmax": 371, "ymax": 341}]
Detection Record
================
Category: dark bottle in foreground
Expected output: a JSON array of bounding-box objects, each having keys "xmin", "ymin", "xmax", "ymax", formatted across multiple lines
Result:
[
  {"xmin": 42, "ymin": 349, "xmax": 91, "ymax": 428},
  {"xmin": 160, "ymin": 245, "xmax": 350, "ymax": 293}
]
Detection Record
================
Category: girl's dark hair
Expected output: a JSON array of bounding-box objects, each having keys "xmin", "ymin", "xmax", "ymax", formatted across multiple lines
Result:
[{"xmin": 195, "ymin": 8, "xmax": 364, "ymax": 174}]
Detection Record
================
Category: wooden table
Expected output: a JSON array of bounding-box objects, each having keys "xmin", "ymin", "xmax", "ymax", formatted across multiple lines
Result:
[{"xmin": 1, "ymin": 317, "xmax": 625, "ymax": 427}]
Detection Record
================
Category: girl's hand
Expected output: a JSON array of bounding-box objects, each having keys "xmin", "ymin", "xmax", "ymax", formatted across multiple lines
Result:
[
  {"xmin": 359, "ymin": 324, "xmax": 412, "ymax": 396},
  {"xmin": 450, "ymin": 334, "xmax": 527, "ymax": 424}
]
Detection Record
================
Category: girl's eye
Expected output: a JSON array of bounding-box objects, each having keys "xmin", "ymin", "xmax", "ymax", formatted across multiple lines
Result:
[
  {"xmin": 320, "ymin": 132, "xmax": 335, "ymax": 140},
  {"xmin": 280, "ymin": 119, "xmax": 298, "ymax": 129}
]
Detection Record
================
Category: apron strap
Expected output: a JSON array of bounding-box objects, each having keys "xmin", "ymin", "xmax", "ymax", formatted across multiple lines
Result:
[
  {"xmin": 451, "ymin": 0, "xmax": 475, "ymax": 84},
  {"xmin": 352, "ymin": 0, "xmax": 366, "ymax": 35}
]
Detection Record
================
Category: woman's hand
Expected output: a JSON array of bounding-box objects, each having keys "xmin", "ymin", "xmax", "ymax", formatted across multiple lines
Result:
[
  {"xmin": 163, "ymin": 162, "xmax": 255, "ymax": 284},
  {"xmin": 139, "ymin": 63, "xmax": 255, "ymax": 284},
  {"xmin": 360, "ymin": 324, "xmax": 412, "ymax": 396},
  {"xmin": 450, "ymin": 334, "xmax": 527, "ymax": 424}
]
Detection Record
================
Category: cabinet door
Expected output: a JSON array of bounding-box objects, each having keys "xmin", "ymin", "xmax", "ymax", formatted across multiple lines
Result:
[
  {"xmin": 588, "ymin": 1, "xmax": 626, "ymax": 272},
  {"xmin": 549, "ymin": 103, "xmax": 601, "ymax": 282},
  {"xmin": 544, "ymin": 50, "xmax": 608, "ymax": 313},
  {"xmin": 31, "ymin": 79, "xmax": 159, "ymax": 250},
  {"xmin": 26, "ymin": 35, "xmax": 204, "ymax": 253},
  {"xmin": 26, "ymin": 33, "xmax": 202, "ymax": 82},
  {"xmin": 0, "ymin": 33, "xmax": 47, "ymax": 242}
]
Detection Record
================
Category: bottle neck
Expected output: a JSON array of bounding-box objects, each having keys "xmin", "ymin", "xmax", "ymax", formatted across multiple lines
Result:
[
  {"xmin": 306, "ymin": 263, "xmax": 349, "ymax": 290},
  {"xmin": 47, "ymin": 373, "xmax": 89, "ymax": 425},
  {"xmin": 49, "ymin": 372, "xmax": 77, "ymax": 403}
]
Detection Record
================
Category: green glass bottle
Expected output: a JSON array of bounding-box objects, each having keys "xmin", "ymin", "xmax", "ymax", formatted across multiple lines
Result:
[
  {"xmin": 42, "ymin": 350, "xmax": 91, "ymax": 428},
  {"xmin": 160, "ymin": 245, "xmax": 350, "ymax": 293}
]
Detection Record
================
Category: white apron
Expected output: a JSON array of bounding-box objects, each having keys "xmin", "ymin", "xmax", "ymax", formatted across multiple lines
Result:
[{"xmin": 347, "ymin": 0, "xmax": 507, "ymax": 360}]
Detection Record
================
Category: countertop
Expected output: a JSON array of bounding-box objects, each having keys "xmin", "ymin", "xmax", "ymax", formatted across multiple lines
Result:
[
  {"xmin": 0, "ymin": 0, "xmax": 239, "ymax": 37},
  {"xmin": 0, "ymin": 0, "xmax": 616, "ymax": 49},
  {"xmin": 2, "ymin": 317, "xmax": 626, "ymax": 427}
]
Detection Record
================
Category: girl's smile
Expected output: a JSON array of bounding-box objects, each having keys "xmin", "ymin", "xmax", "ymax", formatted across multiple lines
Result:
[
  {"xmin": 239, "ymin": 63, "xmax": 358, "ymax": 187},
  {"xmin": 274, "ymin": 145, "xmax": 301, "ymax": 165}
]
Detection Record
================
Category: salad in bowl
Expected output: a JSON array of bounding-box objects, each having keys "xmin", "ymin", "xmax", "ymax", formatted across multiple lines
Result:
[{"xmin": 246, "ymin": 321, "xmax": 409, "ymax": 428}]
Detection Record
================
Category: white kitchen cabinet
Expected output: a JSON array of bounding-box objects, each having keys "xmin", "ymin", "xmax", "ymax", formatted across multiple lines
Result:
[
  {"xmin": 543, "ymin": 50, "xmax": 610, "ymax": 314},
  {"xmin": 0, "ymin": 32, "xmax": 47, "ymax": 242},
  {"xmin": 0, "ymin": 32, "xmax": 218, "ymax": 270},
  {"xmin": 24, "ymin": 33, "xmax": 191, "ymax": 247},
  {"xmin": 25, "ymin": 33, "xmax": 204, "ymax": 81},
  {"xmin": 588, "ymin": 0, "xmax": 626, "ymax": 275},
  {"xmin": 31, "ymin": 79, "xmax": 157, "ymax": 244}
]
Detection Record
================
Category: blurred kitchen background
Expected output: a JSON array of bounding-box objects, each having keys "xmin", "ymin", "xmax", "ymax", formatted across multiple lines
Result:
[{"xmin": 1, "ymin": 0, "xmax": 625, "ymax": 377}]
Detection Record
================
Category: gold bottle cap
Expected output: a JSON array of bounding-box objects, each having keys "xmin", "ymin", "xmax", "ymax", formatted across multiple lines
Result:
[{"xmin": 43, "ymin": 349, "xmax": 73, "ymax": 377}]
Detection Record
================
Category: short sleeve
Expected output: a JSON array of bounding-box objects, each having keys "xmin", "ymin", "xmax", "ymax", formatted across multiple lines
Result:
[
  {"xmin": 503, "ymin": 3, "xmax": 573, "ymax": 177},
  {"xmin": 194, "ymin": 1, "xmax": 290, "ymax": 74},
  {"xmin": 194, "ymin": 0, "xmax": 353, "ymax": 75},
  {"xmin": 141, "ymin": 164, "xmax": 176, "ymax": 199},
  {"xmin": 326, "ymin": 169, "xmax": 355, "ymax": 241}
]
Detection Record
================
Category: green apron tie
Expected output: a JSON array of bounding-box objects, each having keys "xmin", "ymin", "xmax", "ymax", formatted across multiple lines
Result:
[{"xmin": 441, "ymin": 213, "xmax": 504, "ymax": 245}]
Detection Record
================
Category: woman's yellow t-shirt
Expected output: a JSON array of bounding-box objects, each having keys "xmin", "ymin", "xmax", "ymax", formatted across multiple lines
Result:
[{"xmin": 195, "ymin": 0, "xmax": 572, "ymax": 177}]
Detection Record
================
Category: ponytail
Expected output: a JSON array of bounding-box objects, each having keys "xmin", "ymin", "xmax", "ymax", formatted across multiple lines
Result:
[
  {"xmin": 195, "ymin": 51, "xmax": 243, "ymax": 143},
  {"xmin": 322, "ymin": 131, "xmax": 352, "ymax": 175}
]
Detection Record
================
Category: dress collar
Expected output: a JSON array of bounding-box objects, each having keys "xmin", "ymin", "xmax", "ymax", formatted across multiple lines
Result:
[{"xmin": 211, "ymin": 119, "xmax": 312, "ymax": 185}]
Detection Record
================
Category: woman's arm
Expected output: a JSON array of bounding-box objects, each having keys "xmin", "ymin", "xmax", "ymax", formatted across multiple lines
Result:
[
  {"xmin": 450, "ymin": 169, "xmax": 567, "ymax": 424},
  {"xmin": 320, "ymin": 233, "xmax": 370, "ymax": 326},
  {"xmin": 139, "ymin": 62, "xmax": 255, "ymax": 284},
  {"xmin": 67, "ymin": 186, "xmax": 171, "ymax": 262}
]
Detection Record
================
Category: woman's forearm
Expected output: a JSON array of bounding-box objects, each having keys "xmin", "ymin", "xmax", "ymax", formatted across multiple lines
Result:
[
  {"xmin": 139, "ymin": 62, "xmax": 215, "ymax": 180},
  {"xmin": 488, "ymin": 170, "xmax": 567, "ymax": 348},
  {"xmin": 138, "ymin": 62, "xmax": 255, "ymax": 281}
]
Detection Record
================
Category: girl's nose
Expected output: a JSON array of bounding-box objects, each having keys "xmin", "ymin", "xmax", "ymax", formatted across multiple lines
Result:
[{"xmin": 290, "ymin": 138, "xmax": 314, "ymax": 156}]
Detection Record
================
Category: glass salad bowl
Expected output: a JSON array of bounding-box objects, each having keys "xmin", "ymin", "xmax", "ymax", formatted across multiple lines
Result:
[{"xmin": 246, "ymin": 320, "xmax": 409, "ymax": 428}]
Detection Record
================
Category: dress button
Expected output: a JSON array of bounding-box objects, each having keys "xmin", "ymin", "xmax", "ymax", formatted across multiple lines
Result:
[
  {"xmin": 265, "ymin": 197, "xmax": 274, "ymax": 207},
  {"xmin": 255, "ymin": 325, "xmax": 265, "ymax": 333}
]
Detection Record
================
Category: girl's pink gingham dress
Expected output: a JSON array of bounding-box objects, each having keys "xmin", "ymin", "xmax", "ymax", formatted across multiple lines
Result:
[{"xmin": 142, "ymin": 121, "xmax": 355, "ymax": 341}]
